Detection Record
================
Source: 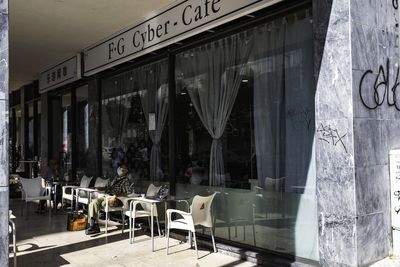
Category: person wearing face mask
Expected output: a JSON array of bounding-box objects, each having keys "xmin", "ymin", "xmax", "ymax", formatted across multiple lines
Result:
[{"xmin": 85, "ymin": 164, "xmax": 132, "ymax": 235}]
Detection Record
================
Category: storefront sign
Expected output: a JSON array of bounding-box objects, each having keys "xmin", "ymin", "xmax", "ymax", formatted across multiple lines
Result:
[
  {"xmin": 39, "ymin": 54, "xmax": 81, "ymax": 93},
  {"xmin": 390, "ymin": 149, "xmax": 400, "ymax": 255},
  {"xmin": 83, "ymin": 0, "xmax": 281, "ymax": 76}
]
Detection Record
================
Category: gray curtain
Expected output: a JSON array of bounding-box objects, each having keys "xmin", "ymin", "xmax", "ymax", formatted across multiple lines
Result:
[
  {"xmin": 101, "ymin": 73, "xmax": 134, "ymax": 176},
  {"xmin": 253, "ymin": 22, "xmax": 286, "ymax": 189},
  {"xmin": 252, "ymin": 17, "xmax": 314, "ymax": 190},
  {"xmin": 177, "ymin": 33, "xmax": 252, "ymax": 186},
  {"xmin": 134, "ymin": 59, "xmax": 169, "ymax": 181},
  {"xmin": 102, "ymin": 73, "xmax": 132, "ymax": 148}
]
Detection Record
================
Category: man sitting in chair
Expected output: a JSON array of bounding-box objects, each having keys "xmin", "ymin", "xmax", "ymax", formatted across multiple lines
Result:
[{"xmin": 86, "ymin": 164, "xmax": 132, "ymax": 235}]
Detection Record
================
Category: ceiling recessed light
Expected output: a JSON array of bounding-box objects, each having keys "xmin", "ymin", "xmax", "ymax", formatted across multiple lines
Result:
[
  {"xmin": 180, "ymin": 92, "xmax": 187, "ymax": 95},
  {"xmin": 242, "ymin": 79, "xmax": 249, "ymax": 83}
]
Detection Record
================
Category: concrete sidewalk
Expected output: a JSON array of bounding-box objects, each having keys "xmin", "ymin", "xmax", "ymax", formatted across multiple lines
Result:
[{"xmin": 9, "ymin": 199, "xmax": 259, "ymax": 267}]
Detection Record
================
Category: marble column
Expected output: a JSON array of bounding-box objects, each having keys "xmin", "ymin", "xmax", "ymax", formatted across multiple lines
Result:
[
  {"xmin": 314, "ymin": 0, "xmax": 400, "ymax": 266},
  {"xmin": 0, "ymin": 0, "xmax": 9, "ymax": 266},
  {"xmin": 313, "ymin": 0, "xmax": 357, "ymax": 266}
]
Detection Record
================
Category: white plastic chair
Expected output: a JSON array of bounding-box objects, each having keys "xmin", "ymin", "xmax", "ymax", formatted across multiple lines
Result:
[
  {"xmin": 9, "ymin": 210, "xmax": 16, "ymax": 267},
  {"xmin": 105, "ymin": 195, "xmax": 126, "ymax": 235},
  {"xmin": 166, "ymin": 193, "xmax": 217, "ymax": 259},
  {"xmin": 74, "ymin": 175, "xmax": 94, "ymax": 210},
  {"xmin": 62, "ymin": 185, "xmax": 78, "ymax": 210},
  {"xmin": 125, "ymin": 184, "xmax": 162, "ymax": 243},
  {"xmin": 20, "ymin": 177, "xmax": 51, "ymax": 218},
  {"xmin": 62, "ymin": 175, "xmax": 94, "ymax": 210}
]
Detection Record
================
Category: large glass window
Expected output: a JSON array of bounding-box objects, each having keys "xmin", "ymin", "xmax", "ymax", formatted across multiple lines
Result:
[
  {"xmin": 101, "ymin": 59, "xmax": 169, "ymax": 186},
  {"xmin": 50, "ymin": 92, "xmax": 72, "ymax": 180},
  {"xmin": 61, "ymin": 93, "xmax": 72, "ymax": 178},
  {"xmin": 174, "ymin": 8, "xmax": 317, "ymax": 261},
  {"xmin": 14, "ymin": 106, "xmax": 23, "ymax": 172},
  {"xmin": 76, "ymin": 85, "xmax": 89, "ymax": 176},
  {"xmin": 27, "ymin": 103, "xmax": 34, "ymax": 160},
  {"xmin": 37, "ymin": 100, "xmax": 41, "ymax": 160}
]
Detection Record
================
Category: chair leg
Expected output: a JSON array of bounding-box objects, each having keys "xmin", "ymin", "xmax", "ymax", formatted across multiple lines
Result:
[
  {"xmin": 121, "ymin": 211, "xmax": 125, "ymax": 234},
  {"xmin": 48, "ymin": 199, "xmax": 52, "ymax": 217},
  {"xmin": 129, "ymin": 217, "xmax": 132, "ymax": 244},
  {"xmin": 105, "ymin": 212, "xmax": 108, "ymax": 235},
  {"xmin": 252, "ymin": 221, "xmax": 256, "ymax": 246},
  {"xmin": 10, "ymin": 220, "xmax": 17, "ymax": 267},
  {"xmin": 166, "ymin": 227, "xmax": 170, "ymax": 255},
  {"xmin": 25, "ymin": 202, "xmax": 28, "ymax": 220},
  {"xmin": 156, "ymin": 216, "xmax": 161, "ymax": 238},
  {"xmin": 188, "ymin": 230, "xmax": 192, "ymax": 247},
  {"xmin": 193, "ymin": 231, "xmax": 199, "ymax": 259},
  {"xmin": 132, "ymin": 216, "xmax": 136, "ymax": 243},
  {"xmin": 243, "ymin": 225, "xmax": 246, "ymax": 241},
  {"xmin": 210, "ymin": 227, "xmax": 217, "ymax": 253}
]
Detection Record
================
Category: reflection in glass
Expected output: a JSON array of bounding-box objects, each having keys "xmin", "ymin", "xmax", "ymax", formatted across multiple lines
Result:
[
  {"xmin": 101, "ymin": 59, "xmax": 169, "ymax": 184},
  {"xmin": 27, "ymin": 103, "xmax": 34, "ymax": 160},
  {"xmin": 174, "ymin": 9, "xmax": 317, "ymax": 261},
  {"xmin": 76, "ymin": 85, "xmax": 89, "ymax": 176},
  {"xmin": 61, "ymin": 93, "xmax": 72, "ymax": 179}
]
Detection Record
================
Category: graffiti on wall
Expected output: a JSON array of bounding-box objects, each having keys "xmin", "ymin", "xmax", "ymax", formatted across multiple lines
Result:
[
  {"xmin": 317, "ymin": 123, "xmax": 348, "ymax": 153},
  {"xmin": 359, "ymin": 58, "xmax": 400, "ymax": 111}
]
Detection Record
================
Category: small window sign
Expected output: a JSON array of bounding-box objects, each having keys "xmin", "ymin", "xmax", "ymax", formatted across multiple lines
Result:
[{"xmin": 149, "ymin": 113, "xmax": 156, "ymax": 131}]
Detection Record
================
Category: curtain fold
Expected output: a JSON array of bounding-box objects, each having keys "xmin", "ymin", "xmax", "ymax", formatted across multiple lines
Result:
[
  {"xmin": 101, "ymin": 73, "xmax": 134, "ymax": 176},
  {"xmin": 102, "ymin": 74, "xmax": 131, "ymax": 150},
  {"xmin": 134, "ymin": 59, "xmax": 169, "ymax": 181},
  {"xmin": 252, "ymin": 23, "xmax": 286, "ymax": 189},
  {"xmin": 178, "ymin": 33, "xmax": 252, "ymax": 186}
]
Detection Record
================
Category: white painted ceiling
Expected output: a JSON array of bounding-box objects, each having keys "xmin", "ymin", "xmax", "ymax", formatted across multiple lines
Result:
[{"xmin": 9, "ymin": 0, "xmax": 175, "ymax": 91}]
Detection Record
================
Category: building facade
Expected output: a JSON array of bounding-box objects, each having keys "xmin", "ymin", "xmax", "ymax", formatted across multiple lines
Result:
[{"xmin": 6, "ymin": 0, "xmax": 400, "ymax": 266}]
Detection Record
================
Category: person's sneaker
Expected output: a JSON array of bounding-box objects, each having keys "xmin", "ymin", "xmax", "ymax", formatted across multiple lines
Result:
[{"xmin": 85, "ymin": 224, "xmax": 100, "ymax": 235}]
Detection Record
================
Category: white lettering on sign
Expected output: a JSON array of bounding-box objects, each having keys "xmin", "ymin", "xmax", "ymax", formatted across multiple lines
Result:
[
  {"xmin": 83, "ymin": 0, "xmax": 281, "ymax": 76},
  {"xmin": 39, "ymin": 54, "xmax": 81, "ymax": 94}
]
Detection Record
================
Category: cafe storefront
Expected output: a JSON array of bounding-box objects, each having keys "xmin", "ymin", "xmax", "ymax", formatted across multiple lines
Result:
[
  {"xmin": 10, "ymin": 0, "xmax": 400, "ymax": 265},
  {"xmin": 34, "ymin": 0, "xmax": 318, "ymax": 264}
]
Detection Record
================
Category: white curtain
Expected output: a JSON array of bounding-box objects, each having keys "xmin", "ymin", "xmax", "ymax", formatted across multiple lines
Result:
[
  {"xmin": 134, "ymin": 59, "xmax": 169, "ymax": 181},
  {"xmin": 177, "ymin": 33, "xmax": 252, "ymax": 186}
]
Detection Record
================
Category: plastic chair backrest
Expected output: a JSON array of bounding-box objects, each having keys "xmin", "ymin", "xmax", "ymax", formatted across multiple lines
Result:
[
  {"xmin": 79, "ymin": 175, "xmax": 93, "ymax": 188},
  {"xmin": 264, "ymin": 177, "xmax": 285, "ymax": 192},
  {"xmin": 146, "ymin": 184, "xmax": 161, "ymax": 197},
  {"xmin": 20, "ymin": 177, "xmax": 44, "ymax": 198},
  {"xmin": 191, "ymin": 193, "xmax": 216, "ymax": 228},
  {"xmin": 94, "ymin": 177, "xmax": 108, "ymax": 188}
]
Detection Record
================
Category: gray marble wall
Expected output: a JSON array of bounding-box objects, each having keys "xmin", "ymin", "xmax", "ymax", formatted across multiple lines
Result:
[
  {"xmin": 0, "ymin": 0, "xmax": 8, "ymax": 266},
  {"xmin": 351, "ymin": 0, "xmax": 399, "ymax": 266},
  {"xmin": 314, "ymin": 0, "xmax": 400, "ymax": 266}
]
